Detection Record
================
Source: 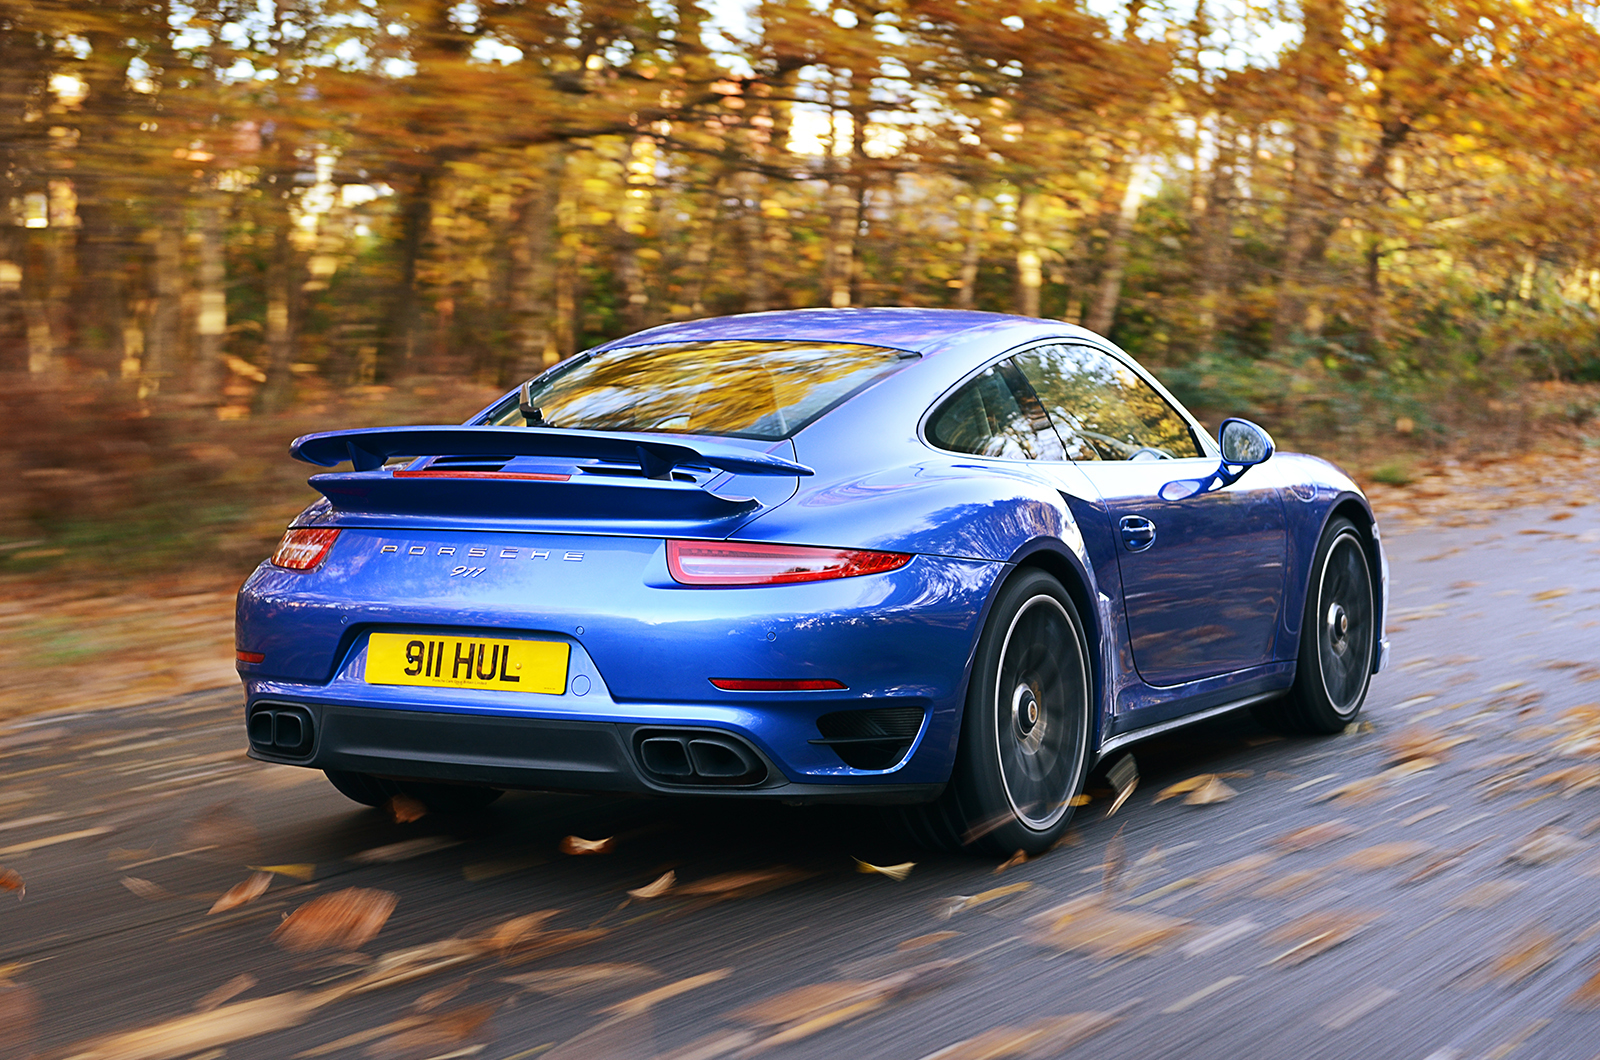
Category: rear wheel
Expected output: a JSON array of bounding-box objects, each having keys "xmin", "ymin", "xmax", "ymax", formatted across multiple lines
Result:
[
  {"xmin": 324, "ymin": 770, "xmax": 504, "ymax": 814},
  {"xmin": 896, "ymin": 569, "xmax": 1092, "ymax": 856},
  {"xmin": 1256, "ymin": 517, "xmax": 1375, "ymax": 734}
]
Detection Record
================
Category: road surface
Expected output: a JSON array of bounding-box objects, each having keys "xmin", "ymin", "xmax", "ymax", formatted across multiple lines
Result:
[{"xmin": 2, "ymin": 496, "xmax": 1598, "ymax": 1060}]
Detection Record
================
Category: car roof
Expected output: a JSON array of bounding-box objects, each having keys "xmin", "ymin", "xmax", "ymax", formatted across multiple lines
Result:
[{"xmin": 590, "ymin": 307, "xmax": 1106, "ymax": 356}]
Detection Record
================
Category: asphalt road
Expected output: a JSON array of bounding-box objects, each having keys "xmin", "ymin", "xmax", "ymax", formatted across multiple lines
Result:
[{"xmin": 3, "ymin": 497, "xmax": 1600, "ymax": 1060}]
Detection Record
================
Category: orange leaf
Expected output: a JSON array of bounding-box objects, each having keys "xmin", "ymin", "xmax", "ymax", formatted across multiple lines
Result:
[
  {"xmin": 208, "ymin": 872, "xmax": 272, "ymax": 915},
  {"xmin": 271, "ymin": 888, "xmax": 397, "ymax": 952},
  {"xmin": 559, "ymin": 835, "xmax": 614, "ymax": 855}
]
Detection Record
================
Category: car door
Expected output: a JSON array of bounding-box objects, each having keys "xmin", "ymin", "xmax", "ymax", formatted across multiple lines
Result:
[{"xmin": 1012, "ymin": 344, "xmax": 1288, "ymax": 688}]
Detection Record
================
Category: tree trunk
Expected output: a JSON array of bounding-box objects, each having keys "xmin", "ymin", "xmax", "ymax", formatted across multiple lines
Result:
[
  {"xmin": 507, "ymin": 148, "xmax": 563, "ymax": 377},
  {"xmin": 386, "ymin": 166, "xmax": 436, "ymax": 379},
  {"xmin": 824, "ymin": 178, "xmax": 857, "ymax": 308},
  {"xmin": 192, "ymin": 193, "xmax": 226, "ymax": 400},
  {"xmin": 256, "ymin": 203, "xmax": 296, "ymax": 413},
  {"xmin": 1014, "ymin": 187, "xmax": 1042, "ymax": 317},
  {"xmin": 1085, "ymin": 159, "xmax": 1150, "ymax": 336},
  {"xmin": 735, "ymin": 170, "xmax": 770, "ymax": 312},
  {"xmin": 1196, "ymin": 124, "xmax": 1236, "ymax": 350},
  {"xmin": 144, "ymin": 209, "xmax": 183, "ymax": 397}
]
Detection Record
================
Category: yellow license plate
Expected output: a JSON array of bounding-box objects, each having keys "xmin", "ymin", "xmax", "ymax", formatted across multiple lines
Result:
[{"xmin": 365, "ymin": 633, "xmax": 568, "ymax": 695}]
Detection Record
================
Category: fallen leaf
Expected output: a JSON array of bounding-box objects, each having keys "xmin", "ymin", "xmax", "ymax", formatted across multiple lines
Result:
[
  {"xmin": 1384, "ymin": 728, "xmax": 1474, "ymax": 765},
  {"xmin": 1102, "ymin": 827, "xmax": 1127, "ymax": 894},
  {"xmin": 994, "ymin": 850, "xmax": 1028, "ymax": 875},
  {"xmin": 676, "ymin": 868, "xmax": 810, "ymax": 898},
  {"xmin": 559, "ymin": 835, "xmax": 614, "ymax": 856},
  {"xmin": 1184, "ymin": 776, "xmax": 1237, "ymax": 806},
  {"xmin": 1105, "ymin": 754, "xmax": 1138, "ymax": 817},
  {"xmin": 1193, "ymin": 854, "xmax": 1279, "ymax": 899},
  {"xmin": 627, "ymin": 870, "xmax": 676, "ymax": 899},
  {"xmin": 1452, "ymin": 880, "xmax": 1525, "ymax": 910},
  {"xmin": 0, "ymin": 868, "xmax": 22, "ymax": 899},
  {"xmin": 1156, "ymin": 773, "xmax": 1246, "ymax": 802},
  {"xmin": 121, "ymin": 876, "xmax": 176, "ymax": 901},
  {"xmin": 1068, "ymin": 794, "xmax": 1092, "ymax": 807},
  {"xmin": 272, "ymin": 888, "xmax": 397, "ymax": 953},
  {"xmin": 411, "ymin": 980, "xmax": 471, "ymax": 1013},
  {"xmin": 386, "ymin": 794, "xmax": 427, "ymax": 824},
  {"xmin": 855, "ymin": 859, "xmax": 914, "ymax": 882},
  {"xmin": 1335, "ymin": 842, "xmax": 1432, "ymax": 871},
  {"xmin": 1264, "ymin": 911, "xmax": 1381, "ymax": 966},
  {"xmin": 1508, "ymin": 826, "xmax": 1584, "ymax": 866},
  {"xmin": 350, "ymin": 838, "xmax": 460, "ymax": 864},
  {"xmin": 1570, "ymin": 964, "xmax": 1600, "ymax": 1008},
  {"xmin": 1027, "ymin": 895, "xmax": 1191, "ymax": 958},
  {"xmin": 601, "ymin": 969, "xmax": 732, "ymax": 1018},
  {"xmin": 57, "ymin": 990, "xmax": 323, "ymax": 1060},
  {"xmin": 1252, "ymin": 869, "xmax": 1329, "ymax": 899},
  {"xmin": 182, "ymin": 803, "xmax": 259, "ymax": 863},
  {"xmin": 250, "ymin": 863, "xmax": 316, "ymax": 881},
  {"xmin": 194, "ymin": 974, "xmax": 257, "ymax": 1012},
  {"xmin": 1315, "ymin": 986, "xmax": 1398, "ymax": 1030},
  {"xmin": 1532, "ymin": 588, "xmax": 1571, "ymax": 601},
  {"xmin": 366, "ymin": 1001, "xmax": 497, "ymax": 1057},
  {"xmin": 914, "ymin": 1008, "xmax": 1125, "ymax": 1059},
  {"xmin": 899, "ymin": 932, "xmax": 960, "ymax": 951},
  {"xmin": 1482, "ymin": 927, "xmax": 1559, "ymax": 986},
  {"xmin": 502, "ymin": 964, "xmax": 660, "ymax": 996},
  {"xmin": 0, "ymin": 982, "xmax": 39, "ymax": 1060},
  {"xmin": 494, "ymin": 929, "xmax": 610, "ymax": 967},
  {"xmin": 208, "ymin": 872, "xmax": 272, "ymax": 915},
  {"xmin": 481, "ymin": 911, "xmax": 560, "ymax": 957},
  {"xmin": 935, "ymin": 882, "xmax": 1034, "ymax": 920},
  {"xmin": 1404, "ymin": 839, "xmax": 1489, "ymax": 883},
  {"xmin": 290, "ymin": 1016, "xmax": 431, "ymax": 1059},
  {"xmin": 1270, "ymin": 820, "xmax": 1357, "ymax": 852}
]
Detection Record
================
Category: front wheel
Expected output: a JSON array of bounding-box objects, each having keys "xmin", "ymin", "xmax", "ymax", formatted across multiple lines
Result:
[
  {"xmin": 896, "ymin": 569, "xmax": 1093, "ymax": 856},
  {"xmin": 1258, "ymin": 516, "xmax": 1376, "ymax": 734}
]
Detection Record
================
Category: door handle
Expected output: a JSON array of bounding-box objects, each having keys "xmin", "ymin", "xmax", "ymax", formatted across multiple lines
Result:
[{"xmin": 1118, "ymin": 515, "xmax": 1156, "ymax": 552}]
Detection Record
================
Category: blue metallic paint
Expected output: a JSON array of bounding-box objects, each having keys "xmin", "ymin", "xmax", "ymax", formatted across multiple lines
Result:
[{"xmin": 238, "ymin": 307, "xmax": 1389, "ymax": 800}]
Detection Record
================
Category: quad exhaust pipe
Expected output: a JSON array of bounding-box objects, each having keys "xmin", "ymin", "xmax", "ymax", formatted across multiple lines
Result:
[
  {"xmin": 635, "ymin": 730, "xmax": 766, "ymax": 786},
  {"xmin": 247, "ymin": 703, "xmax": 316, "ymax": 757}
]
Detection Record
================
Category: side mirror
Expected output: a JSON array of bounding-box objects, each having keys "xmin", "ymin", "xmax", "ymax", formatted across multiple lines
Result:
[
  {"xmin": 1219, "ymin": 418, "xmax": 1274, "ymax": 467},
  {"xmin": 1158, "ymin": 417, "xmax": 1275, "ymax": 501}
]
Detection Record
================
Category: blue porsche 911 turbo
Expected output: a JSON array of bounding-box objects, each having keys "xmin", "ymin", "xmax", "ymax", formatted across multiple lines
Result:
[{"xmin": 236, "ymin": 308, "xmax": 1389, "ymax": 854}]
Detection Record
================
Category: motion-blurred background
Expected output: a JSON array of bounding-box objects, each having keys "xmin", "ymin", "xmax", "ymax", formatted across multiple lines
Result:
[{"xmin": 3, "ymin": 0, "xmax": 1600, "ymax": 712}]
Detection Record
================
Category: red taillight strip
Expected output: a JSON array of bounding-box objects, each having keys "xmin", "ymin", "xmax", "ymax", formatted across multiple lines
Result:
[
  {"xmin": 709, "ymin": 678, "xmax": 847, "ymax": 692},
  {"xmin": 392, "ymin": 470, "xmax": 571, "ymax": 481},
  {"xmin": 236, "ymin": 650, "xmax": 265, "ymax": 664},
  {"xmin": 270, "ymin": 527, "xmax": 340, "ymax": 570},
  {"xmin": 666, "ymin": 540, "xmax": 912, "ymax": 586}
]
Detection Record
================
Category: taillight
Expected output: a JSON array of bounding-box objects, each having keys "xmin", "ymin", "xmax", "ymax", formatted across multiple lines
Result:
[
  {"xmin": 271, "ymin": 528, "xmax": 340, "ymax": 570},
  {"xmin": 666, "ymin": 540, "xmax": 911, "ymax": 586},
  {"xmin": 710, "ymin": 678, "xmax": 847, "ymax": 691}
]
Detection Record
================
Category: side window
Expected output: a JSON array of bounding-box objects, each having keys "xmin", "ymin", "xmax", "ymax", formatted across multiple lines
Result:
[
  {"xmin": 1012, "ymin": 345, "xmax": 1203, "ymax": 460},
  {"xmin": 926, "ymin": 361, "xmax": 1064, "ymax": 461}
]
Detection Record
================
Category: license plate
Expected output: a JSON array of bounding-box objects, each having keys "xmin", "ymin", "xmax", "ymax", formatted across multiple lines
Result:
[{"xmin": 365, "ymin": 633, "xmax": 569, "ymax": 694}]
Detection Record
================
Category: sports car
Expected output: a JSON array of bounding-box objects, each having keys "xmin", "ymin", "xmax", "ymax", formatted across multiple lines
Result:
[{"xmin": 236, "ymin": 308, "xmax": 1389, "ymax": 855}]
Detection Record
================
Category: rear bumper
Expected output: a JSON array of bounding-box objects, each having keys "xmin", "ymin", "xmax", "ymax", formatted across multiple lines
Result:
[{"xmin": 247, "ymin": 700, "xmax": 942, "ymax": 805}]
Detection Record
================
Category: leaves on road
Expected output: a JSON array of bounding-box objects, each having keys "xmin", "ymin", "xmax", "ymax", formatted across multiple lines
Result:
[
  {"xmin": 272, "ymin": 888, "xmax": 397, "ymax": 953},
  {"xmin": 194, "ymin": 974, "xmax": 257, "ymax": 1013},
  {"xmin": 250, "ymin": 863, "xmax": 316, "ymax": 881},
  {"xmin": 208, "ymin": 872, "xmax": 272, "ymax": 915},
  {"xmin": 1271, "ymin": 820, "xmax": 1358, "ymax": 852},
  {"xmin": 560, "ymin": 835, "xmax": 614, "ymax": 856},
  {"xmin": 914, "ymin": 1008, "xmax": 1127, "ymax": 1060},
  {"xmin": 676, "ymin": 867, "xmax": 811, "ymax": 898},
  {"xmin": 0, "ymin": 868, "xmax": 22, "ymax": 899},
  {"xmin": 502, "ymin": 964, "xmax": 660, "ymax": 997},
  {"xmin": 1183, "ymin": 776, "xmax": 1238, "ymax": 805},
  {"xmin": 1265, "ymin": 911, "xmax": 1382, "ymax": 966},
  {"xmin": 120, "ymin": 877, "xmax": 176, "ymax": 901},
  {"xmin": 1507, "ymin": 826, "xmax": 1585, "ymax": 866},
  {"xmin": 627, "ymin": 871, "xmax": 676, "ymax": 900},
  {"xmin": 993, "ymin": 850, "xmax": 1028, "ymax": 874},
  {"xmin": 385, "ymin": 794, "xmax": 427, "ymax": 824},
  {"xmin": 855, "ymin": 859, "xmax": 914, "ymax": 881},
  {"xmin": 1385, "ymin": 727, "xmax": 1474, "ymax": 765},
  {"xmin": 1027, "ymin": 895, "xmax": 1192, "ymax": 958},
  {"xmin": 1334, "ymin": 842, "xmax": 1433, "ymax": 871},
  {"xmin": 601, "ymin": 969, "xmax": 733, "ymax": 1019},
  {"xmin": 350, "ymin": 838, "xmax": 460, "ymax": 864},
  {"xmin": 935, "ymin": 882, "xmax": 1034, "ymax": 920}
]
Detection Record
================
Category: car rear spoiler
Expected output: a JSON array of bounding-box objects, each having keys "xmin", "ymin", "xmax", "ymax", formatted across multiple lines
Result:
[{"xmin": 290, "ymin": 425, "xmax": 815, "ymax": 478}]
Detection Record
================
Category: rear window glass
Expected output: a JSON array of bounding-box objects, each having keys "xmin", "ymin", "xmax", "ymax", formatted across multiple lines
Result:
[{"xmin": 484, "ymin": 340, "xmax": 911, "ymax": 440}]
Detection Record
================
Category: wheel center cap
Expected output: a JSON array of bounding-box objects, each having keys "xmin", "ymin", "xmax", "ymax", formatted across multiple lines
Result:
[
  {"xmin": 1013, "ymin": 686, "xmax": 1040, "ymax": 738},
  {"xmin": 1327, "ymin": 602, "xmax": 1350, "ymax": 654}
]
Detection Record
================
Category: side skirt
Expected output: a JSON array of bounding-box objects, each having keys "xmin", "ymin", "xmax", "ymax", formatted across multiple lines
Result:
[{"xmin": 1095, "ymin": 690, "xmax": 1282, "ymax": 762}]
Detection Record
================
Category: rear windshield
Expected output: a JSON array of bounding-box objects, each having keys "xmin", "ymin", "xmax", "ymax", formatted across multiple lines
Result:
[{"xmin": 484, "ymin": 340, "xmax": 911, "ymax": 440}]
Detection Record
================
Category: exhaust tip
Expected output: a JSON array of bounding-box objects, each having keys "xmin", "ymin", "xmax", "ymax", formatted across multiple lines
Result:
[
  {"xmin": 633, "ymin": 729, "xmax": 766, "ymax": 787},
  {"xmin": 248, "ymin": 703, "xmax": 316, "ymax": 758}
]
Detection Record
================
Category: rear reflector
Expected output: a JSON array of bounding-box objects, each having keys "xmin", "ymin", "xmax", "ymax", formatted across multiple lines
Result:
[
  {"xmin": 392, "ymin": 469, "xmax": 571, "ymax": 481},
  {"xmin": 236, "ymin": 650, "xmax": 265, "ymax": 664},
  {"xmin": 667, "ymin": 540, "xmax": 911, "ymax": 586},
  {"xmin": 709, "ymin": 678, "xmax": 847, "ymax": 692},
  {"xmin": 271, "ymin": 528, "xmax": 340, "ymax": 570}
]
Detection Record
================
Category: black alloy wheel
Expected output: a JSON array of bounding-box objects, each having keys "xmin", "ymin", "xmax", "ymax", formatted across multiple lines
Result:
[
  {"xmin": 1258, "ymin": 516, "xmax": 1376, "ymax": 734},
  {"xmin": 894, "ymin": 569, "xmax": 1092, "ymax": 856}
]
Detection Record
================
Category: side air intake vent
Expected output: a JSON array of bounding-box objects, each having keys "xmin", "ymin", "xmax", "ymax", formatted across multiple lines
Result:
[
  {"xmin": 811, "ymin": 707, "xmax": 925, "ymax": 770},
  {"xmin": 247, "ymin": 704, "xmax": 316, "ymax": 757},
  {"xmin": 633, "ymin": 729, "xmax": 767, "ymax": 787}
]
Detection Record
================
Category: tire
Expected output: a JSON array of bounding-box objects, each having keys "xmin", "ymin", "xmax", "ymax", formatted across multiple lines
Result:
[
  {"xmin": 1258, "ymin": 517, "xmax": 1376, "ymax": 734},
  {"xmin": 898, "ymin": 569, "xmax": 1093, "ymax": 857},
  {"xmin": 324, "ymin": 770, "xmax": 504, "ymax": 814}
]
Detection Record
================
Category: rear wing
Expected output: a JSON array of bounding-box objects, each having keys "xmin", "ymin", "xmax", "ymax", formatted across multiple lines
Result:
[{"xmin": 290, "ymin": 425, "xmax": 814, "ymax": 479}]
